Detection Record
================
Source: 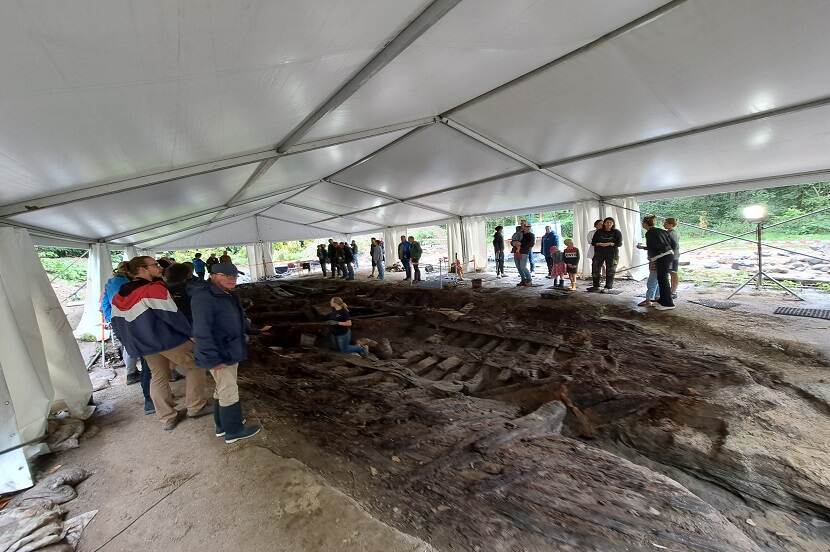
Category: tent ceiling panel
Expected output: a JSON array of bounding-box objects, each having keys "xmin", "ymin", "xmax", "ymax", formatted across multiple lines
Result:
[
  {"xmin": 418, "ymin": 171, "xmax": 586, "ymax": 217},
  {"xmin": 335, "ymin": 124, "xmax": 524, "ymax": 197},
  {"xmin": 256, "ymin": 217, "xmax": 335, "ymax": 243},
  {"xmin": 215, "ymin": 190, "xmax": 306, "ymax": 221},
  {"xmin": 453, "ymin": 0, "xmax": 830, "ymax": 165},
  {"xmin": 356, "ymin": 203, "xmax": 445, "ymax": 227},
  {"xmin": 313, "ymin": 218, "xmax": 381, "ymax": 235},
  {"xmin": 554, "ymin": 105, "xmax": 830, "ymax": 198},
  {"xmin": 303, "ymin": 0, "xmax": 665, "ymax": 141},
  {"xmin": 259, "ymin": 204, "xmax": 331, "ymax": 225},
  {"xmin": 238, "ymin": 129, "xmax": 411, "ymax": 201},
  {"xmin": 7, "ymin": 165, "xmax": 254, "ymax": 240},
  {"xmin": 0, "ymin": 0, "xmax": 426, "ymax": 204},
  {"xmin": 288, "ymin": 181, "xmax": 389, "ymax": 216},
  {"xmin": 110, "ymin": 213, "xmax": 219, "ymax": 246},
  {"xmin": 141, "ymin": 213, "xmax": 261, "ymax": 250}
]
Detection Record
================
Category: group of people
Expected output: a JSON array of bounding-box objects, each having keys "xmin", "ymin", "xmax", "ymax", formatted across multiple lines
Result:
[
  {"xmin": 101, "ymin": 255, "xmax": 262, "ymax": 443},
  {"xmin": 491, "ymin": 216, "xmax": 680, "ymax": 306},
  {"xmin": 314, "ymin": 235, "xmax": 423, "ymax": 283}
]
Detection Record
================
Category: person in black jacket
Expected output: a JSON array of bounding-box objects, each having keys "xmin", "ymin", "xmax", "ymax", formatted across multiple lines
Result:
[
  {"xmin": 327, "ymin": 239, "xmax": 337, "ymax": 278},
  {"xmin": 342, "ymin": 242, "xmax": 355, "ymax": 280},
  {"xmin": 317, "ymin": 244, "xmax": 328, "ymax": 277},
  {"xmin": 493, "ymin": 226, "xmax": 505, "ymax": 277},
  {"xmin": 191, "ymin": 262, "xmax": 263, "ymax": 443},
  {"xmin": 588, "ymin": 217, "xmax": 623, "ymax": 292},
  {"xmin": 642, "ymin": 215, "xmax": 675, "ymax": 310}
]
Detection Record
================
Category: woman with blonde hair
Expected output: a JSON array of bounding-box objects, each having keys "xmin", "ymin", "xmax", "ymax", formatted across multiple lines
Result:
[{"xmin": 326, "ymin": 297, "xmax": 366, "ymax": 355}]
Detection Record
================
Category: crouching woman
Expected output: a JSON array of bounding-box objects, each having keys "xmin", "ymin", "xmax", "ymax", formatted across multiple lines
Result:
[{"xmin": 191, "ymin": 262, "xmax": 262, "ymax": 443}]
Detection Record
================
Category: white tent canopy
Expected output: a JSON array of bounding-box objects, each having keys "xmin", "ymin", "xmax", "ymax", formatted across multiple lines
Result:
[{"xmin": 1, "ymin": 0, "xmax": 829, "ymax": 250}]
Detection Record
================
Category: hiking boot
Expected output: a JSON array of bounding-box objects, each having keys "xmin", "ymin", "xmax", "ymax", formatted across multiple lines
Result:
[
  {"xmin": 220, "ymin": 402, "xmax": 261, "ymax": 444},
  {"xmin": 163, "ymin": 410, "xmax": 186, "ymax": 431},
  {"xmin": 126, "ymin": 372, "xmax": 141, "ymax": 385}
]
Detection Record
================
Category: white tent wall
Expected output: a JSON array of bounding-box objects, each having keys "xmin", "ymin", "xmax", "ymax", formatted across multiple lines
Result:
[
  {"xmin": 246, "ymin": 242, "xmax": 275, "ymax": 280},
  {"xmin": 461, "ymin": 216, "xmax": 488, "ymax": 272},
  {"xmin": 122, "ymin": 246, "xmax": 139, "ymax": 261},
  {"xmin": 383, "ymin": 227, "xmax": 407, "ymax": 263},
  {"xmin": 603, "ymin": 198, "xmax": 649, "ymax": 281},
  {"xmin": 573, "ymin": 201, "xmax": 602, "ymax": 277},
  {"xmin": 73, "ymin": 243, "xmax": 113, "ymax": 340},
  {"xmin": 0, "ymin": 228, "xmax": 93, "ymax": 491},
  {"xmin": 446, "ymin": 219, "xmax": 463, "ymax": 266}
]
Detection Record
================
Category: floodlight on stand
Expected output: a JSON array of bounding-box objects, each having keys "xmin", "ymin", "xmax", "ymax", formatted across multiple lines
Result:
[
  {"xmin": 742, "ymin": 204, "xmax": 768, "ymax": 222},
  {"xmin": 727, "ymin": 204, "xmax": 802, "ymax": 301}
]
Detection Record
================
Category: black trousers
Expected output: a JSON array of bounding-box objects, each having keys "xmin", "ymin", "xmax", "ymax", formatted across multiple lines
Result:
[
  {"xmin": 319, "ymin": 259, "xmax": 327, "ymax": 276},
  {"xmin": 494, "ymin": 250, "xmax": 504, "ymax": 275},
  {"xmin": 330, "ymin": 260, "xmax": 337, "ymax": 277},
  {"xmin": 592, "ymin": 254, "xmax": 617, "ymax": 289},
  {"xmin": 655, "ymin": 255, "xmax": 674, "ymax": 306},
  {"xmin": 545, "ymin": 255, "xmax": 554, "ymax": 273},
  {"xmin": 412, "ymin": 262, "xmax": 421, "ymax": 281}
]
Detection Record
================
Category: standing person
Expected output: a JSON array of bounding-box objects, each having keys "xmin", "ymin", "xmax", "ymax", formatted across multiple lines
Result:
[
  {"xmin": 351, "ymin": 240, "xmax": 359, "ymax": 270},
  {"xmin": 589, "ymin": 218, "xmax": 623, "ymax": 292},
  {"xmin": 192, "ymin": 253, "xmax": 206, "ymax": 280},
  {"xmin": 191, "ymin": 263, "xmax": 262, "ymax": 443},
  {"xmin": 492, "ymin": 225, "xmax": 505, "ymax": 278},
  {"xmin": 326, "ymin": 297, "xmax": 367, "ymax": 355},
  {"xmin": 586, "ymin": 219, "xmax": 602, "ymax": 276},
  {"xmin": 111, "ymin": 257, "xmax": 210, "ymax": 430},
  {"xmin": 548, "ymin": 245, "xmax": 567, "ymax": 288},
  {"xmin": 642, "ymin": 216, "xmax": 675, "ymax": 310},
  {"xmin": 541, "ymin": 226, "xmax": 559, "ymax": 279},
  {"xmin": 342, "ymin": 242, "xmax": 355, "ymax": 280},
  {"xmin": 408, "ymin": 236, "xmax": 423, "ymax": 282},
  {"xmin": 327, "ymin": 239, "xmax": 337, "ymax": 278},
  {"xmin": 563, "ymin": 239, "xmax": 580, "ymax": 291},
  {"xmin": 664, "ymin": 217, "xmax": 681, "ymax": 299},
  {"xmin": 219, "ymin": 251, "xmax": 232, "ymax": 264},
  {"xmin": 511, "ymin": 225, "xmax": 523, "ymax": 281},
  {"xmin": 165, "ymin": 263, "xmax": 195, "ymax": 323},
  {"xmin": 369, "ymin": 238, "xmax": 377, "ymax": 278},
  {"xmin": 372, "ymin": 238, "xmax": 385, "ymax": 280},
  {"xmin": 518, "ymin": 224, "xmax": 535, "ymax": 287},
  {"xmin": 317, "ymin": 244, "xmax": 328, "ymax": 277},
  {"xmin": 206, "ymin": 253, "xmax": 219, "ymax": 275},
  {"xmin": 398, "ymin": 236, "xmax": 412, "ymax": 281},
  {"xmin": 101, "ymin": 262, "xmax": 137, "ymax": 384}
]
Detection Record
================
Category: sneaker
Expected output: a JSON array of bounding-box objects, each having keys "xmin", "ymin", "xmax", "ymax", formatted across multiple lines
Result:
[
  {"xmin": 586, "ymin": 287, "xmax": 599, "ymax": 292},
  {"xmin": 637, "ymin": 299, "xmax": 652, "ymax": 307},
  {"xmin": 187, "ymin": 402, "xmax": 214, "ymax": 418},
  {"xmin": 144, "ymin": 400, "xmax": 156, "ymax": 415},
  {"xmin": 654, "ymin": 304, "xmax": 676, "ymax": 311},
  {"xmin": 163, "ymin": 410, "xmax": 186, "ymax": 431},
  {"xmin": 126, "ymin": 372, "xmax": 141, "ymax": 386}
]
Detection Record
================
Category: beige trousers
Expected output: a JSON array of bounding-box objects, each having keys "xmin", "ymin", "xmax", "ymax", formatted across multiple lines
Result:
[
  {"xmin": 144, "ymin": 340, "xmax": 207, "ymax": 424},
  {"xmin": 210, "ymin": 363, "xmax": 239, "ymax": 407}
]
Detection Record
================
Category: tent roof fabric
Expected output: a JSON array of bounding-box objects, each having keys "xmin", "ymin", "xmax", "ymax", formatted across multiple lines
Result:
[{"xmin": 2, "ymin": 0, "xmax": 829, "ymax": 248}]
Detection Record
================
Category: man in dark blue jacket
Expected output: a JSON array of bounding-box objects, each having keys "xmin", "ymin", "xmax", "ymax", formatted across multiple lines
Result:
[{"xmin": 191, "ymin": 263, "xmax": 262, "ymax": 443}]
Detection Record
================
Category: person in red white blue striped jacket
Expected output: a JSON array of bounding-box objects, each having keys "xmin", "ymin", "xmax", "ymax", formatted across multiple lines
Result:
[{"xmin": 111, "ymin": 256, "xmax": 211, "ymax": 431}]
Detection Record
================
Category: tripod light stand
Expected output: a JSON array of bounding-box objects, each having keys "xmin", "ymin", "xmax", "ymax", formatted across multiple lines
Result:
[{"xmin": 727, "ymin": 205, "xmax": 804, "ymax": 301}]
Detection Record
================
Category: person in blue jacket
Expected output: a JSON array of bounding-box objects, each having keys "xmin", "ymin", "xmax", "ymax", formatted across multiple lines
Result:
[
  {"xmin": 541, "ymin": 225, "xmax": 559, "ymax": 279},
  {"xmin": 191, "ymin": 262, "xmax": 263, "ymax": 444},
  {"xmin": 192, "ymin": 253, "xmax": 206, "ymax": 280}
]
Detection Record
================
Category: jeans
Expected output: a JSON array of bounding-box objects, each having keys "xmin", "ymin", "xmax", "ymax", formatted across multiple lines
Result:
[
  {"xmin": 139, "ymin": 357, "xmax": 151, "ymax": 402},
  {"xmin": 124, "ymin": 346, "xmax": 138, "ymax": 376},
  {"xmin": 319, "ymin": 258, "xmax": 327, "ymax": 276},
  {"xmin": 518, "ymin": 254, "xmax": 532, "ymax": 282},
  {"xmin": 528, "ymin": 253, "xmax": 535, "ymax": 272},
  {"xmin": 334, "ymin": 330, "xmax": 363, "ymax": 354},
  {"xmin": 353, "ymin": 256, "xmax": 359, "ymax": 269},
  {"xmin": 376, "ymin": 260, "xmax": 385, "ymax": 280},
  {"xmin": 346, "ymin": 262, "xmax": 355, "ymax": 280},
  {"xmin": 494, "ymin": 251, "xmax": 504, "ymax": 275},
  {"xmin": 330, "ymin": 260, "xmax": 337, "ymax": 277},
  {"xmin": 402, "ymin": 258, "xmax": 412, "ymax": 279},
  {"xmin": 646, "ymin": 270, "xmax": 659, "ymax": 300},
  {"xmin": 592, "ymin": 254, "xmax": 617, "ymax": 289},
  {"xmin": 654, "ymin": 255, "xmax": 675, "ymax": 307},
  {"xmin": 412, "ymin": 261, "xmax": 421, "ymax": 281}
]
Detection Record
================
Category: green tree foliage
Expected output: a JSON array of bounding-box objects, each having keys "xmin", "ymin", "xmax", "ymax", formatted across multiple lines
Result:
[
  {"xmin": 640, "ymin": 182, "xmax": 830, "ymax": 238},
  {"xmin": 486, "ymin": 210, "xmax": 574, "ymax": 239}
]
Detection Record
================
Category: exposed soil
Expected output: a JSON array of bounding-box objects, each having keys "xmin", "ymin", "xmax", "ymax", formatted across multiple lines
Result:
[{"xmin": 230, "ymin": 277, "xmax": 830, "ymax": 552}]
